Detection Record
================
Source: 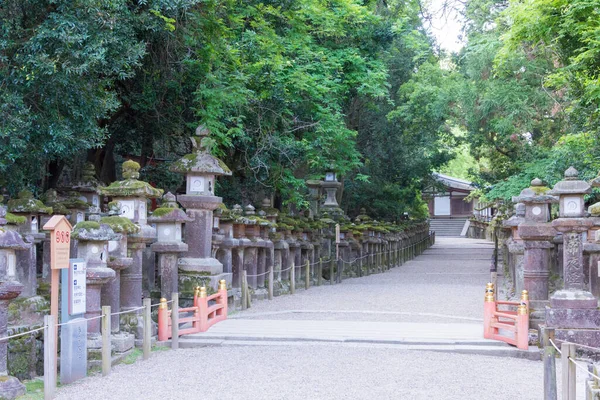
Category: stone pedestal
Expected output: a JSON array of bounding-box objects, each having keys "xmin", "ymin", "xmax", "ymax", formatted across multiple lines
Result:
[
  {"xmin": 72, "ymin": 221, "xmax": 118, "ymax": 343},
  {"xmin": 102, "ymin": 233, "xmax": 133, "ymax": 333}
]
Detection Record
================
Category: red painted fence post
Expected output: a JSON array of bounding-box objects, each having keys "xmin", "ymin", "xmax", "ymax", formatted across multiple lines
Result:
[
  {"xmin": 198, "ymin": 286, "xmax": 208, "ymax": 332},
  {"xmin": 483, "ymin": 283, "xmax": 495, "ymax": 339},
  {"xmin": 218, "ymin": 279, "xmax": 228, "ymax": 317},
  {"xmin": 517, "ymin": 290, "xmax": 529, "ymax": 350},
  {"xmin": 157, "ymin": 297, "xmax": 169, "ymax": 341}
]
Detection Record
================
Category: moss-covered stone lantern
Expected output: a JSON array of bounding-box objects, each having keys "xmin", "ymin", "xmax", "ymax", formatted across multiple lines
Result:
[
  {"xmin": 99, "ymin": 161, "xmax": 163, "ymax": 340},
  {"xmin": 0, "ymin": 202, "xmax": 28, "ymax": 399},
  {"xmin": 170, "ymin": 125, "xmax": 232, "ymax": 294},
  {"xmin": 7, "ymin": 190, "xmax": 52, "ymax": 297},
  {"xmin": 149, "ymin": 193, "xmax": 192, "ymax": 300},
  {"xmin": 72, "ymin": 211, "xmax": 118, "ymax": 350}
]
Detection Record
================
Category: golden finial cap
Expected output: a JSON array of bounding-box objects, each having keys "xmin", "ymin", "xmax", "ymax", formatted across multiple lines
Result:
[
  {"xmin": 484, "ymin": 283, "xmax": 495, "ymax": 302},
  {"xmin": 521, "ymin": 290, "xmax": 529, "ymax": 301},
  {"xmin": 159, "ymin": 298, "xmax": 167, "ymax": 309},
  {"xmin": 517, "ymin": 304, "xmax": 528, "ymax": 315},
  {"xmin": 218, "ymin": 279, "xmax": 227, "ymax": 290},
  {"xmin": 200, "ymin": 286, "xmax": 207, "ymax": 298}
]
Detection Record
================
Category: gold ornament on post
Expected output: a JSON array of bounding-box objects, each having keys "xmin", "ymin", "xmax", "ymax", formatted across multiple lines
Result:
[
  {"xmin": 218, "ymin": 279, "xmax": 227, "ymax": 291},
  {"xmin": 485, "ymin": 282, "xmax": 495, "ymax": 302},
  {"xmin": 159, "ymin": 298, "xmax": 167, "ymax": 309},
  {"xmin": 200, "ymin": 286, "xmax": 207, "ymax": 298}
]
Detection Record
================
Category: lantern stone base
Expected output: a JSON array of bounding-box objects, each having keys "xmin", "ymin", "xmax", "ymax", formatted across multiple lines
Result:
[
  {"xmin": 528, "ymin": 300, "xmax": 549, "ymax": 329},
  {"xmin": 546, "ymin": 307, "xmax": 600, "ymax": 329},
  {"xmin": 178, "ymin": 270, "xmax": 232, "ymax": 294},
  {"xmin": 112, "ymin": 332, "xmax": 135, "ymax": 354},
  {"xmin": 178, "ymin": 257, "xmax": 223, "ymax": 275},
  {"xmin": 0, "ymin": 376, "xmax": 26, "ymax": 400},
  {"xmin": 550, "ymin": 289, "xmax": 597, "ymax": 309},
  {"xmin": 553, "ymin": 328, "xmax": 600, "ymax": 348}
]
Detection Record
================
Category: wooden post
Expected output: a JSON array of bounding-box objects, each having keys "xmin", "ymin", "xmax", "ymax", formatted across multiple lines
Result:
[
  {"xmin": 268, "ymin": 265, "xmax": 275, "ymax": 300},
  {"xmin": 337, "ymin": 259, "xmax": 343, "ymax": 283},
  {"xmin": 247, "ymin": 273, "xmax": 252, "ymax": 308},
  {"xmin": 102, "ymin": 306, "xmax": 111, "ymax": 377},
  {"xmin": 143, "ymin": 298, "xmax": 151, "ymax": 360},
  {"xmin": 561, "ymin": 342, "xmax": 576, "ymax": 400},
  {"xmin": 329, "ymin": 258, "xmax": 334, "ymax": 286},
  {"xmin": 305, "ymin": 260, "xmax": 310, "ymax": 290},
  {"xmin": 171, "ymin": 293, "xmax": 179, "ymax": 350},
  {"xmin": 268, "ymin": 266, "xmax": 274, "ymax": 300},
  {"xmin": 543, "ymin": 328, "xmax": 557, "ymax": 400},
  {"xmin": 318, "ymin": 258, "xmax": 323, "ymax": 286},
  {"xmin": 242, "ymin": 270, "xmax": 248, "ymax": 310},
  {"xmin": 44, "ymin": 315, "xmax": 56, "ymax": 400},
  {"xmin": 290, "ymin": 263, "xmax": 296, "ymax": 294}
]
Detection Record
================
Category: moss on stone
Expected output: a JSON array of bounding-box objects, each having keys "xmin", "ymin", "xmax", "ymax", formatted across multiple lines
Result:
[
  {"xmin": 99, "ymin": 216, "xmax": 140, "ymax": 234},
  {"xmin": 7, "ymin": 194, "xmax": 52, "ymax": 214},
  {"xmin": 73, "ymin": 221, "xmax": 101, "ymax": 233},
  {"xmin": 5, "ymin": 213, "xmax": 26, "ymax": 225},
  {"xmin": 150, "ymin": 207, "xmax": 177, "ymax": 217},
  {"xmin": 530, "ymin": 185, "xmax": 550, "ymax": 195}
]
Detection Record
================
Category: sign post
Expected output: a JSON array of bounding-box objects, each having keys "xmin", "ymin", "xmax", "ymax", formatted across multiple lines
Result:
[
  {"xmin": 60, "ymin": 259, "xmax": 87, "ymax": 384},
  {"xmin": 42, "ymin": 215, "xmax": 72, "ymax": 378}
]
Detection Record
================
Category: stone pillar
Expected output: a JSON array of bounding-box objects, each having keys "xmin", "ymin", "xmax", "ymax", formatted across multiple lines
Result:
[
  {"xmin": 170, "ymin": 126, "xmax": 232, "ymax": 294},
  {"xmin": 103, "ymin": 234, "xmax": 132, "ymax": 333},
  {"xmin": 72, "ymin": 213, "xmax": 118, "ymax": 352},
  {"xmin": 99, "ymin": 161, "xmax": 163, "ymax": 340},
  {"xmin": 306, "ymin": 180, "xmax": 322, "ymax": 219},
  {"xmin": 149, "ymin": 193, "xmax": 191, "ymax": 300},
  {"xmin": 503, "ymin": 203, "xmax": 525, "ymax": 294},
  {"xmin": 545, "ymin": 167, "xmax": 600, "ymax": 346},
  {"xmin": 0, "ymin": 203, "xmax": 27, "ymax": 399}
]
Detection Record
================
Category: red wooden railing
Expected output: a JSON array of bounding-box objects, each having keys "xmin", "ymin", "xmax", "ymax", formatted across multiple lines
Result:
[
  {"xmin": 483, "ymin": 283, "xmax": 529, "ymax": 350},
  {"xmin": 158, "ymin": 280, "xmax": 228, "ymax": 341}
]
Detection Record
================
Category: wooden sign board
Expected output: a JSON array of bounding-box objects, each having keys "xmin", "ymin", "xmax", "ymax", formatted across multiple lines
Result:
[
  {"xmin": 43, "ymin": 215, "xmax": 73, "ymax": 270},
  {"xmin": 335, "ymin": 224, "xmax": 340, "ymax": 244}
]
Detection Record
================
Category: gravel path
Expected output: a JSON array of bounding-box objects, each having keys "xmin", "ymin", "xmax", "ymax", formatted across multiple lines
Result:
[
  {"xmin": 55, "ymin": 237, "xmax": 585, "ymax": 399},
  {"xmin": 237, "ymin": 237, "xmax": 495, "ymax": 323},
  {"xmin": 56, "ymin": 345, "xmax": 585, "ymax": 400}
]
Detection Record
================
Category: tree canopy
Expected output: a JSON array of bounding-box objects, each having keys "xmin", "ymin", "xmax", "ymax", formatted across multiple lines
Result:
[{"xmin": 4, "ymin": 0, "xmax": 598, "ymax": 215}]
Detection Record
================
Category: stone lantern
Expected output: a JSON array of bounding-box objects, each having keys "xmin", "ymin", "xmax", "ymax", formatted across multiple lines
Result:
[
  {"xmin": 170, "ymin": 125, "xmax": 232, "ymax": 293},
  {"xmin": 545, "ymin": 167, "xmax": 600, "ymax": 345},
  {"xmin": 148, "ymin": 193, "xmax": 192, "ymax": 300},
  {"xmin": 0, "ymin": 202, "xmax": 27, "ymax": 399},
  {"xmin": 99, "ymin": 161, "xmax": 163, "ymax": 340},
  {"xmin": 72, "ymin": 211, "xmax": 118, "ymax": 352},
  {"xmin": 321, "ymin": 171, "xmax": 341, "ymax": 211},
  {"xmin": 548, "ymin": 167, "xmax": 594, "ymax": 306},
  {"xmin": 6, "ymin": 190, "xmax": 52, "ymax": 297},
  {"xmin": 514, "ymin": 178, "xmax": 558, "ymax": 326},
  {"xmin": 72, "ymin": 163, "xmax": 103, "ymax": 209}
]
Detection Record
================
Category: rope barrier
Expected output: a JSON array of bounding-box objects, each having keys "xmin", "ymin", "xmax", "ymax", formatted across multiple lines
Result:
[
  {"xmin": 569, "ymin": 356, "xmax": 600, "ymax": 382},
  {"xmin": 246, "ymin": 270, "xmax": 271, "ymax": 278},
  {"xmin": 109, "ymin": 306, "xmax": 146, "ymax": 316},
  {"xmin": 0, "ymin": 326, "xmax": 45, "ymax": 342},
  {"xmin": 549, "ymin": 338, "xmax": 562, "ymax": 355},
  {"xmin": 555, "ymin": 340, "xmax": 600, "ymax": 354}
]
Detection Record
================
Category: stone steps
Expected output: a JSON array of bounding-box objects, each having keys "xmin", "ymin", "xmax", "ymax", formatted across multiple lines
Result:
[{"xmin": 429, "ymin": 218, "xmax": 468, "ymax": 237}]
